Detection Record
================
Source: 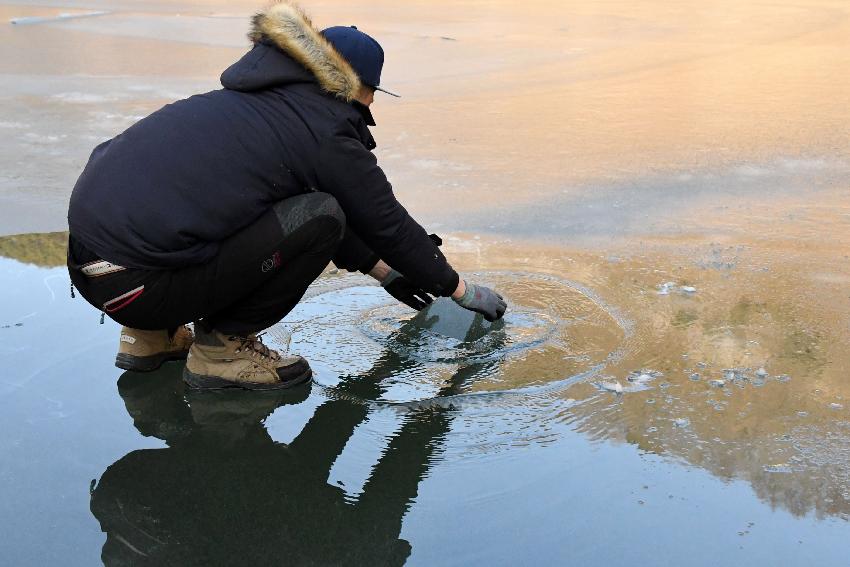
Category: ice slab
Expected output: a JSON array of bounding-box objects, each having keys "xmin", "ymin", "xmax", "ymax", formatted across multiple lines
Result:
[{"xmin": 409, "ymin": 297, "xmax": 496, "ymax": 341}]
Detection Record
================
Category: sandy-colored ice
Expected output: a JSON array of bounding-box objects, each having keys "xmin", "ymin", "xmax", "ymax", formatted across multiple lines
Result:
[{"xmin": 2, "ymin": 0, "xmax": 849, "ymax": 233}]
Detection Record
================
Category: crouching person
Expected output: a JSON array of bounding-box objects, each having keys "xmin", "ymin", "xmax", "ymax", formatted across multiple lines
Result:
[{"xmin": 66, "ymin": 1, "xmax": 506, "ymax": 390}]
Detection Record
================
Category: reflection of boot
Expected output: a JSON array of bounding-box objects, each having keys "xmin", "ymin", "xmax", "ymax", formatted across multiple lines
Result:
[
  {"xmin": 115, "ymin": 326, "xmax": 193, "ymax": 372},
  {"xmin": 186, "ymin": 388, "xmax": 310, "ymax": 447},
  {"xmin": 117, "ymin": 365, "xmax": 194, "ymax": 441},
  {"xmin": 184, "ymin": 328, "xmax": 311, "ymax": 390},
  {"xmin": 187, "ymin": 388, "xmax": 309, "ymax": 427}
]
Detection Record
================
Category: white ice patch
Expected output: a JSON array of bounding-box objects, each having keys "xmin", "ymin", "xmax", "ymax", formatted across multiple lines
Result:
[
  {"xmin": 9, "ymin": 11, "xmax": 109, "ymax": 26},
  {"xmin": 657, "ymin": 282, "xmax": 697, "ymax": 295},
  {"xmin": 627, "ymin": 369, "xmax": 663, "ymax": 385},
  {"xmin": 596, "ymin": 380, "xmax": 623, "ymax": 394},
  {"xmin": 595, "ymin": 370, "xmax": 663, "ymax": 395},
  {"xmin": 22, "ymin": 133, "xmax": 65, "ymax": 144}
]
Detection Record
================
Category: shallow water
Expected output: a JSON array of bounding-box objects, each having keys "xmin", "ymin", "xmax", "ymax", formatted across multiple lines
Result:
[
  {"xmin": 2, "ymin": 231, "xmax": 850, "ymax": 565},
  {"xmin": 2, "ymin": 0, "xmax": 850, "ymax": 564}
]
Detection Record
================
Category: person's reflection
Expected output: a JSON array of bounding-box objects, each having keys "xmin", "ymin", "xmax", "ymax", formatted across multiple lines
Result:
[{"xmin": 92, "ymin": 314, "xmax": 505, "ymax": 566}]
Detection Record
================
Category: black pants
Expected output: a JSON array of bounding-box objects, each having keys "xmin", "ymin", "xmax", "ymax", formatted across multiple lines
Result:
[{"xmin": 69, "ymin": 193, "xmax": 345, "ymax": 335}]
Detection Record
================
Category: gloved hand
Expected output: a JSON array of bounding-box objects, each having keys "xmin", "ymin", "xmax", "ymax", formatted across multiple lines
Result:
[
  {"xmin": 452, "ymin": 280, "xmax": 507, "ymax": 322},
  {"xmin": 381, "ymin": 270, "xmax": 434, "ymax": 311}
]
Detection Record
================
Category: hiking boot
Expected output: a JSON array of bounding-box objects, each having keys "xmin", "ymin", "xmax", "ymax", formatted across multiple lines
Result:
[
  {"xmin": 115, "ymin": 326, "xmax": 194, "ymax": 372},
  {"xmin": 183, "ymin": 328, "xmax": 311, "ymax": 391}
]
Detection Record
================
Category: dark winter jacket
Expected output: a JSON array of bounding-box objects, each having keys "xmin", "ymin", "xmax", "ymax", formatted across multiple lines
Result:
[{"xmin": 67, "ymin": 3, "xmax": 459, "ymax": 296}]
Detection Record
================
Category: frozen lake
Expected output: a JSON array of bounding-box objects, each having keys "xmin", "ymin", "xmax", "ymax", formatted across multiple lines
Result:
[{"xmin": 1, "ymin": 1, "xmax": 849, "ymax": 564}]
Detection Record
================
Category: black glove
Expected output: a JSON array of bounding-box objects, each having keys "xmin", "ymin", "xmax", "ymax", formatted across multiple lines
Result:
[
  {"xmin": 452, "ymin": 280, "xmax": 507, "ymax": 322},
  {"xmin": 381, "ymin": 270, "xmax": 434, "ymax": 311}
]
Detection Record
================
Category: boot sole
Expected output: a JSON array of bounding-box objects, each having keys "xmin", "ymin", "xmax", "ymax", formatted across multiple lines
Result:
[
  {"xmin": 182, "ymin": 365, "xmax": 313, "ymax": 391},
  {"xmin": 115, "ymin": 350, "xmax": 190, "ymax": 372}
]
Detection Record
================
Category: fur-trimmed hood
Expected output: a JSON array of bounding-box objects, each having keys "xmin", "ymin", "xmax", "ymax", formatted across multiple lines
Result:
[{"xmin": 221, "ymin": 1, "xmax": 361, "ymax": 101}]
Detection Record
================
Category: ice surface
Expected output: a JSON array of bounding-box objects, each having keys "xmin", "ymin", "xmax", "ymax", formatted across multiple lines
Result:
[{"xmin": 9, "ymin": 11, "xmax": 108, "ymax": 26}]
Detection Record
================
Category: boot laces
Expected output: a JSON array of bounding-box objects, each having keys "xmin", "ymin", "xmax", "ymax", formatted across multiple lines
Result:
[{"xmin": 230, "ymin": 332, "xmax": 280, "ymax": 361}]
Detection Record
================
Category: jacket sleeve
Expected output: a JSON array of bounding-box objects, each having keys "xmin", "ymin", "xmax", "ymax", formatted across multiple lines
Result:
[
  {"xmin": 332, "ymin": 227, "xmax": 380, "ymax": 274},
  {"xmin": 315, "ymin": 132, "xmax": 460, "ymax": 296}
]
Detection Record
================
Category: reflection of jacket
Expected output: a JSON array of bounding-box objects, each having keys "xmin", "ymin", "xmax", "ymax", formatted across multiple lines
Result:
[
  {"xmin": 91, "ymin": 362, "xmax": 426, "ymax": 567},
  {"xmin": 92, "ymin": 430, "xmax": 412, "ymax": 566},
  {"xmin": 67, "ymin": 3, "xmax": 459, "ymax": 296},
  {"xmin": 92, "ymin": 313, "xmax": 501, "ymax": 565}
]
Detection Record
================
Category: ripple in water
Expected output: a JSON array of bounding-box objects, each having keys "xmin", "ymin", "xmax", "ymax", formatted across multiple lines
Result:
[{"xmin": 269, "ymin": 271, "xmax": 631, "ymax": 406}]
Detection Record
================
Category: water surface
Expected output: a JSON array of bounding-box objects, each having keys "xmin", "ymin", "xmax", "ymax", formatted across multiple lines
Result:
[{"xmin": 2, "ymin": 232, "xmax": 849, "ymax": 565}]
